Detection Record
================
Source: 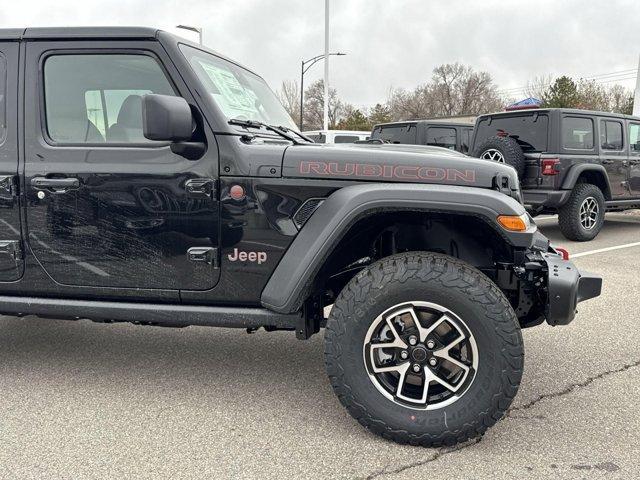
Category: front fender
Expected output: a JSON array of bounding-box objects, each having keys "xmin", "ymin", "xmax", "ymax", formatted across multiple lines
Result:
[{"xmin": 261, "ymin": 183, "xmax": 536, "ymax": 314}]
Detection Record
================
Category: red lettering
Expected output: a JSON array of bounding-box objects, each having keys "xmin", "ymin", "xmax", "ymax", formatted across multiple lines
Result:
[
  {"xmin": 299, "ymin": 161, "xmax": 329, "ymax": 175},
  {"xmin": 447, "ymin": 169, "xmax": 476, "ymax": 183},
  {"xmin": 327, "ymin": 162, "xmax": 355, "ymax": 176},
  {"xmin": 356, "ymin": 164, "xmax": 383, "ymax": 176},
  {"xmin": 393, "ymin": 166, "xmax": 419, "ymax": 179},
  {"xmin": 418, "ymin": 167, "xmax": 446, "ymax": 181}
]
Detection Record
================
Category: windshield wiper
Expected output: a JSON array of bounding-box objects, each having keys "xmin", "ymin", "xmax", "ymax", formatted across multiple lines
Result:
[
  {"xmin": 275, "ymin": 125, "xmax": 315, "ymax": 143},
  {"xmin": 228, "ymin": 118, "xmax": 301, "ymax": 144}
]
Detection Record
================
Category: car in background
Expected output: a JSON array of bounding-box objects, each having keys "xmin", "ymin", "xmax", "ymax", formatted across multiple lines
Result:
[
  {"xmin": 370, "ymin": 120, "xmax": 475, "ymax": 153},
  {"xmin": 302, "ymin": 129, "xmax": 370, "ymax": 143},
  {"xmin": 470, "ymin": 108, "xmax": 640, "ymax": 241}
]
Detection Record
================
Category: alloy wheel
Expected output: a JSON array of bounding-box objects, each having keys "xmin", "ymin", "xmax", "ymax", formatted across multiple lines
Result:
[
  {"xmin": 480, "ymin": 148, "xmax": 505, "ymax": 163},
  {"xmin": 363, "ymin": 301, "xmax": 478, "ymax": 410},
  {"xmin": 579, "ymin": 197, "xmax": 599, "ymax": 230}
]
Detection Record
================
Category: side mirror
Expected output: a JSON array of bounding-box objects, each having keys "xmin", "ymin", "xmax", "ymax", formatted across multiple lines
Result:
[{"xmin": 142, "ymin": 94, "xmax": 194, "ymax": 142}]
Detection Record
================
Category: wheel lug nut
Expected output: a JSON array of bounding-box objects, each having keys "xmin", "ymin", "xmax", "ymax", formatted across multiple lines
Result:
[
  {"xmin": 426, "ymin": 340, "xmax": 435, "ymax": 349},
  {"xmin": 408, "ymin": 335, "xmax": 418, "ymax": 346},
  {"xmin": 400, "ymin": 350, "xmax": 408, "ymax": 360},
  {"xmin": 429, "ymin": 358, "xmax": 438, "ymax": 367},
  {"xmin": 412, "ymin": 363, "xmax": 421, "ymax": 373}
]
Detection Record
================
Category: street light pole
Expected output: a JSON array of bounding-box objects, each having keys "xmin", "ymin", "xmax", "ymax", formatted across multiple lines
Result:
[
  {"xmin": 323, "ymin": 0, "xmax": 330, "ymax": 131},
  {"xmin": 299, "ymin": 52, "xmax": 346, "ymax": 131},
  {"xmin": 300, "ymin": 60, "xmax": 305, "ymax": 131}
]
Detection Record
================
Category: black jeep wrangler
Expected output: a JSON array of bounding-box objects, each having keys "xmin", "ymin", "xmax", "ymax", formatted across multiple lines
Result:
[
  {"xmin": 471, "ymin": 108, "xmax": 640, "ymax": 241},
  {"xmin": 371, "ymin": 120, "xmax": 475, "ymax": 153},
  {"xmin": 0, "ymin": 28, "xmax": 601, "ymax": 447}
]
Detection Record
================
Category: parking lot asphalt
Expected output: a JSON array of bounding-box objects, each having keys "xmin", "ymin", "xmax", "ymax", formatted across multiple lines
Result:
[{"xmin": 0, "ymin": 213, "xmax": 639, "ymax": 479}]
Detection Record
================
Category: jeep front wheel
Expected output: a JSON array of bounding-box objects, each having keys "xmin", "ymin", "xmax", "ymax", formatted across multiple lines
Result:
[
  {"xmin": 558, "ymin": 183, "xmax": 605, "ymax": 241},
  {"xmin": 324, "ymin": 252, "xmax": 524, "ymax": 447}
]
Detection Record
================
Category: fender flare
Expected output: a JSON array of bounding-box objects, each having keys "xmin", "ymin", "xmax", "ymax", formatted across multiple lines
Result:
[
  {"xmin": 261, "ymin": 183, "xmax": 535, "ymax": 314},
  {"xmin": 561, "ymin": 164, "xmax": 612, "ymax": 197}
]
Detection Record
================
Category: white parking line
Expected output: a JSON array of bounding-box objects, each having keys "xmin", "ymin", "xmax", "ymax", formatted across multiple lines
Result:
[{"xmin": 572, "ymin": 241, "xmax": 640, "ymax": 258}]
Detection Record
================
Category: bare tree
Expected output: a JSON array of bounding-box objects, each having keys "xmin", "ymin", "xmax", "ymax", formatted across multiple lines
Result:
[
  {"xmin": 575, "ymin": 79, "xmax": 609, "ymax": 111},
  {"xmin": 386, "ymin": 63, "xmax": 502, "ymax": 121},
  {"xmin": 525, "ymin": 75, "xmax": 553, "ymax": 101},
  {"xmin": 606, "ymin": 84, "xmax": 634, "ymax": 114},
  {"xmin": 302, "ymin": 79, "xmax": 345, "ymax": 130},
  {"xmin": 276, "ymin": 80, "xmax": 301, "ymax": 127}
]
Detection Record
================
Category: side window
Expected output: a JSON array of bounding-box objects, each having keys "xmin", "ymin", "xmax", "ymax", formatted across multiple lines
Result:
[
  {"xmin": 308, "ymin": 134, "xmax": 326, "ymax": 143},
  {"xmin": 600, "ymin": 120, "xmax": 623, "ymax": 151},
  {"xmin": 562, "ymin": 117, "xmax": 594, "ymax": 150},
  {"xmin": 460, "ymin": 128, "xmax": 471, "ymax": 153},
  {"xmin": 44, "ymin": 54, "xmax": 175, "ymax": 144},
  {"xmin": 630, "ymin": 124, "xmax": 640, "ymax": 155},
  {"xmin": 334, "ymin": 135, "xmax": 359, "ymax": 143},
  {"xmin": 426, "ymin": 127, "xmax": 456, "ymax": 150},
  {"xmin": 0, "ymin": 53, "xmax": 6, "ymax": 145}
]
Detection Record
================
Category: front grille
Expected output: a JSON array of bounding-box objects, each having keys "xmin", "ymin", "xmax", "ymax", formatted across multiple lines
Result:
[{"xmin": 293, "ymin": 198, "xmax": 325, "ymax": 229}]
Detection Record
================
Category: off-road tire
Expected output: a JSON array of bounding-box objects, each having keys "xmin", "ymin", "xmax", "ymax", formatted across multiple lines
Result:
[
  {"xmin": 472, "ymin": 136, "xmax": 526, "ymax": 177},
  {"xmin": 324, "ymin": 252, "xmax": 524, "ymax": 447},
  {"xmin": 558, "ymin": 183, "xmax": 605, "ymax": 242}
]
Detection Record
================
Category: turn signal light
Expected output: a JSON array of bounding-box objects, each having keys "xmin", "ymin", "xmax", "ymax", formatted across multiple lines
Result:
[
  {"xmin": 497, "ymin": 214, "xmax": 529, "ymax": 232},
  {"xmin": 541, "ymin": 158, "xmax": 560, "ymax": 175}
]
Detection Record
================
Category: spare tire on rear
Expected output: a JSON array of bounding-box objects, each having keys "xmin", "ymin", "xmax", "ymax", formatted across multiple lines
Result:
[{"xmin": 472, "ymin": 136, "xmax": 526, "ymax": 177}]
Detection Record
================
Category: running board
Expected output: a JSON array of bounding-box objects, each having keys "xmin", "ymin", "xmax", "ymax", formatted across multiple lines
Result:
[
  {"xmin": 0, "ymin": 295, "xmax": 301, "ymax": 329},
  {"xmin": 605, "ymin": 199, "xmax": 640, "ymax": 209}
]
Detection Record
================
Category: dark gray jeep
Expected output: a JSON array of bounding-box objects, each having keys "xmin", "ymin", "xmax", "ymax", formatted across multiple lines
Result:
[
  {"xmin": 371, "ymin": 120, "xmax": 475, "ymax": 153},
  {"xmin": 0, "ymin": 27, "xmax": 601, "ymax": 447},
  {"xmin": 471, "ymin": 108, "xmax": 640, "ymax": 241}
]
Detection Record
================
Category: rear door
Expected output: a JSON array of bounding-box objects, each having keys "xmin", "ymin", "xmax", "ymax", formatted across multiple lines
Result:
[
  {"xmin": 0, "ymin": 40, "xmax": 23, "ymax": 281},
  {"xmin": 628, "ymin": 122, "xmax": 640, "ymax": 195},
  {"xmin": 598, "ymin": 118, "xmax": 628, "ymax": 198},
  {"xmin": 23, "ymin": 40, "xmax": 220, "ymax": 293}
]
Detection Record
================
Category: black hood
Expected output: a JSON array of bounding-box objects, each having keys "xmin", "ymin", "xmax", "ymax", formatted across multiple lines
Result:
[{"xmin": 282, "ymin": 143, "xmax": 521, "ymax": 200}]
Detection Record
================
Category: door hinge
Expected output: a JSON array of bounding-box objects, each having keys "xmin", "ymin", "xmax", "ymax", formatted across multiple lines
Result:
[
  {"xmin": 187, "ymin": 246, "xmax": 219, "ymax": 267},
  {"xmin": 0, "ymin": 240, "xmax": 22, "ymax": 260},
  {"xmin": 185, "ymin": 178, "xmax": 217, "ymax": 198}
]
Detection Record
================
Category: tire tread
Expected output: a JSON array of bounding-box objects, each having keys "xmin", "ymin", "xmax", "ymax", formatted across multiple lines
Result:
[{"xmin": 324, "ymin": 252, "xmax": 524, "ymax": 447}]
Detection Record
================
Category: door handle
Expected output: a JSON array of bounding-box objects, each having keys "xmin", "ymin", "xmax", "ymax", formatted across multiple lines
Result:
[{"xmin": 31, "ymin": 177, "xmax": 80, "ymax": 192}]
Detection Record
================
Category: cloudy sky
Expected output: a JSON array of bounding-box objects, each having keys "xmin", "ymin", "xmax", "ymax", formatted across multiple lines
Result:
[{"xmin": 1, "ymin": 0, "xmax": 638, "ymax": 109}]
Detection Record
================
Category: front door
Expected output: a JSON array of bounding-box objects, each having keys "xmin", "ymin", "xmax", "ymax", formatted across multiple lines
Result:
[
  {"xmin": 628, "ymin": 122, "xmax": 640, "ymax": 196},
  {"xmin": 0, "ymin": 41, "xmax": 23, "ymax": 282},
  {"xmin": 598, "ymin": 118, "xmax": 629, "ymax": 198},
  {"xmin": 23, "ymin": 41, "xmax": 220, "ymax": 291}
]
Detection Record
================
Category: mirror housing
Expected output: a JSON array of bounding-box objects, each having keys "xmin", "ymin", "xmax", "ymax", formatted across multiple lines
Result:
[{"xmin": 142, "ymin": 94, "xmax": 194, "ymax": 142}]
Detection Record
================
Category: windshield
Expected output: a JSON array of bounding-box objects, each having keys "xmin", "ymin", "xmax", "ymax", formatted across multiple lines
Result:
[{"xmin": 180, "ymin": 44, "xmax": 297, "ymax": 130}]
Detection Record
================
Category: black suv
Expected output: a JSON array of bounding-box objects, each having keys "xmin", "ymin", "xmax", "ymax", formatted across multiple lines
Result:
[
  {"xmin": 471, "ymin": 108, "xmax": 640, "ymax": 241},
  {"xmin": 371, "ymin": 120, "xmax": 475, "ymax": 153},
  {"xmin": 0, "ymin": 28, "xmax": 601, "ymax": 447}
]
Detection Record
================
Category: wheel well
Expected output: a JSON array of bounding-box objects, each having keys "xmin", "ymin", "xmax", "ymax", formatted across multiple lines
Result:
[
  {"xmin": 313, "ymin": 210, "xmax": 514, "ymax": 304},
  {"xmin": 576, "ymin": 171, "xmax": 611, "ymax": 200}
]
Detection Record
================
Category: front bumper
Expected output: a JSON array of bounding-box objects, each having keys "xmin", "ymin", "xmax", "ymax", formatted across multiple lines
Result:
[{"xmin": 544, "ymin": 252, "xmax": 602, "ymax": 326}]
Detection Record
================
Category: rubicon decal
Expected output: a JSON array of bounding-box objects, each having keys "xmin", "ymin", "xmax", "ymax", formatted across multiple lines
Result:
[
  {"xmin": 227, "ymin": 248, "xmax": 267, "ymax": 265},
  {"xmin": 299, "ymin": 161, "xmax": 476, "ymax": 183}
]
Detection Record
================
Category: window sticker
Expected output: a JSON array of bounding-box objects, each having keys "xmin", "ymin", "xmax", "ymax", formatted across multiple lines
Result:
[{"xmin": 197, "ymin": 60, "xmax": 259, "ymax": 118}]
